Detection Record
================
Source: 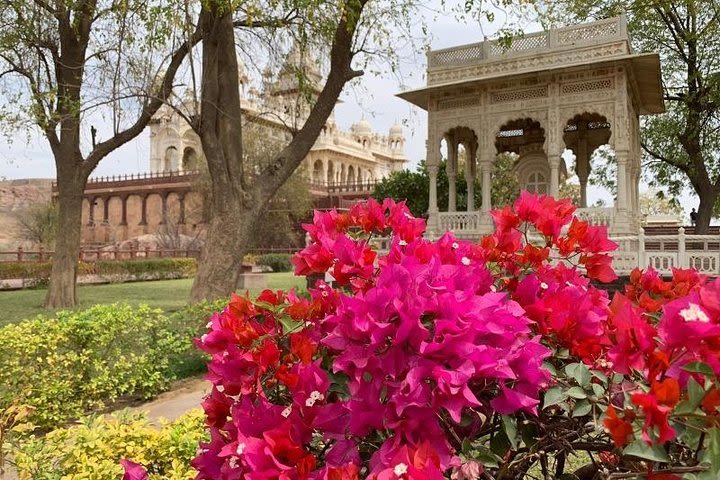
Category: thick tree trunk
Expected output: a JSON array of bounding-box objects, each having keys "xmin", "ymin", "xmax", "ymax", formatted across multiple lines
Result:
[
  {"xmin": 45, "ymin": 165, "xmax": 86, "ymax": 308},
  {"xmin": 694, "ymin": 189, "xmax": 717, "ymax": 233},
  {"xmin": 190, "ymin": 5, "xmax": 247, "ymax": 301},
  {"xmin": 190, "ymin": 1, "xmax": 366, "ymax": 301},
  {"xmin": 191, "ymin": 208, "xmax": 260, "ymax": 301}
]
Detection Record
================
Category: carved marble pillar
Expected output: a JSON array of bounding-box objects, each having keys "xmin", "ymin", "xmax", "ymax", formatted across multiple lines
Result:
[
  {"xmin": 480, "ymin": 160, "xmax": 492, "ymax": 214},
  {"xmin": 466, "ymin": 142, "xmax": 477, "ymax": 212},
  {"xmin": 616, "ymin": 152, "xmax": 628, "ymax": 212},
  {"xmin": 428, "ymin": 164, "xmax": 439, "ymax": 223},
  {"xmin": 576, "ymin": 124, "xmax": 590, "ymax": 208},
  {"xmin": 549, "ymin": 154, "xmax": 560, "ymax": 198},
  {"xmin": 427, "ymin": 132, "xmax": 441, "ymax": 236},
  {"xmin": 447, "ymin": 135, "xmax": 457, "ymax": 212},
  {"xmin": 611, "ymin": 149, "xmax": 633, "ymax": 235}
]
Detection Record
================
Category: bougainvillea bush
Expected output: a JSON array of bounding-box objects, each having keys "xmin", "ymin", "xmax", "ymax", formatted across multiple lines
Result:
[{"xmin": 128, "ymin": 193, "xmax": 720, "ymax": 479}]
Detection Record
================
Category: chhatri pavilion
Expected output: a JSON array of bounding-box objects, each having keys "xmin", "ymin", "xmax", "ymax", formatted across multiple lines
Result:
[
  {"xmin": 398, "ymin": 15, "xmax": 663, "ymax": 238},
  {"xmin": 397, "ymin": 16, "xmax": 720, "ymax": 277}
]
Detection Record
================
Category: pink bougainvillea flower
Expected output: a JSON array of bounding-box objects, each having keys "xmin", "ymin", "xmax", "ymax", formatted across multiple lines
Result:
[
  {"xmin": 607, "ymin": 294, "xmax": 657, "ymax": 374},
  {"xmin": 120, "ymin": 459, "xmax": 148, "ymax": 480}
]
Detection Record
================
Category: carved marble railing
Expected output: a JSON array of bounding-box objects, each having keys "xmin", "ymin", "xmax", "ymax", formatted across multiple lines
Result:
[
  {"xmin": 372, "ymin": 224, "xmax": 720, "ymax": 277},
  {"xmin": 575, "ymin": 207, "xmax": 615, "ymax": 227},
  {"xmin": 427, "ymin": 16, "xmax": 626, "ymax": 70},
  {"xmin": 438, "ymin": 211, "xmax": 483, "ymax": 233}
]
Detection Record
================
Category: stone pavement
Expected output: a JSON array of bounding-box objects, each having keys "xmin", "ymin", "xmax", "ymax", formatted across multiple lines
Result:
[{"xmin": 128, "ymin": 376, "xmax": 210, "ymax": 423}]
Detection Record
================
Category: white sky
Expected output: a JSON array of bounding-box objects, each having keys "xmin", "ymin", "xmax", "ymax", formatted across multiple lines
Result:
[{"xmin": 0, "ymin": 2, "xmax": 699, "ymax": 219}]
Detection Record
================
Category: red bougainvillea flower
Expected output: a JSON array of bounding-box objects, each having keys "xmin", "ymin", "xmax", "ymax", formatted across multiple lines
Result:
[
  {"xmin": 701, "ymin": 388, "xmax": 720, "ymax": 415},
  {"xmin": 631, "ymin": 378, "xmax": 680, "ymax": 444},
  {"xmin": 603, "ymin": 405, "xmax": 634, "ymax": 448}
]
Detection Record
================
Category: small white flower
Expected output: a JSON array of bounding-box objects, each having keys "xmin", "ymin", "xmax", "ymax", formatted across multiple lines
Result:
[
  {"xmin": 229, "ymin": 457, "xmax": 239, "ymax": 469},
  {"xmin": 305, "ymin": 397, "xmax": 316, "ymax": 407},
  {"xmin": 452, "ymin": 242, "xmax": 459, "ymax": 249},
  {"xmin": 490, "ymin": 285, "xmax": 497, "ymax": 292},
  {"xmin": 309, "ymin": 390, "xmax": 324, "ymax": 400},
  {"xmin": 281, "ymin": 406, "xmax": 292, "ymax": 418},
  {"xmin": 540, "ymin": 282, "xmax": 548, "ymax": 290},
  {"xmin": 461, "ymin": 257, "xmax": 471, "ymax": 266},
  {"xmin": 394, "ymin": 463, "xmax": 408, "ymax": 476},
  {"xmin": 201, "ymin": 334, "xmax": 208, "ymax": 342},
  {"xmin": 322, "ymin": 291, "xmax": 329, "ymax": 297},
  {"xmin": 216, "ymin": 385, "xmax": 224, "ymax": 393},
  {"xmin": 206, "ymin": 321, "xmax": 213, "ymax": 329},
  {"xmin": 680, "ymin": 303, "xmax": 710, "ymax": 323},
  {"xmin": 399, "ymin": 239, "xmax": 408, "ymax": 246},
  {"xmin": 236, "ymin": 442, "xmax": 246, "ymax": 455}
]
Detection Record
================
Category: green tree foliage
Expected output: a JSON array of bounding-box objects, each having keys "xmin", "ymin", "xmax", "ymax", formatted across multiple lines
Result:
[
  {"xmin": 540, "ymin": 1, "xmax": 720, "ymax": 232},
  {"xmin": 15, "ymin": 203, "xmax": 58, "ymax": 248},
  {"xmin": 372, "ymin": 154, "xmax": 520, "ymax": 217},
  {"xmin": 0, "ymin": 0, "xmax": 196, "ymax": 307}
]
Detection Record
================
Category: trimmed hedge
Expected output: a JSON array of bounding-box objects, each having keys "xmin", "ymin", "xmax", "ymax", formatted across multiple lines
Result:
[
  {"xmin": 0, "ymin": 257, "xmax": 197, "ymax": 282},
  {"xmin": 255, "ymin": 253, "xmax": 293, "ymax": 272},
  {"xmin": 0, "ymin": 302, "xmax": 218, "ymax": 429},
  {"xmin": 12, "ymin": 409, "xmax": 206, "ymax": 479}
]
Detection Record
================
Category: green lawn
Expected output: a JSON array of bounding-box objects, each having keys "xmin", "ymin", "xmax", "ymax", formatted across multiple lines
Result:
[{"xmin": 0, "ymin": 272, "xmax": 305, "ymax": 326}]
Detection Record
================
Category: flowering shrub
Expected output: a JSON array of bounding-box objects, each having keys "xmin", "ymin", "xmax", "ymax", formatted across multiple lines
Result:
[
  {"xmin": 13, "ymin": 409, "xmax": 205, "ymax": 479},
  {"xmin": 127, "ymin": 193, "xmax": 720, "ymax": 479}
]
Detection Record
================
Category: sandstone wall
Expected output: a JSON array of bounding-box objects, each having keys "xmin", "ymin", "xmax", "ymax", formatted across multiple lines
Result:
[{"xmin": 0, "ymin": 178, "xmax": 53, "ymax": 249}]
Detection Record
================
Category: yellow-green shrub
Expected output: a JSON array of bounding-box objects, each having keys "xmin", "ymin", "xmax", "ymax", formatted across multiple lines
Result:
[
  {"xmin": 0, "ymin": 304, "xmax": 192, "ymax": 428},
  {"xmin": 0, "ymin": 258, "xmax": 196, "ymax": 282},
  {"xmin": 12, "ymin": 409, "xmax": 206, "ymax": 479}
]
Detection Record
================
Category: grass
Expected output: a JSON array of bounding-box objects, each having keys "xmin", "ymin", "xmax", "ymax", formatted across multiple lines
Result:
[{"xmin": 0, "ymin": 271, "xmax": 305, "ymax": 327}]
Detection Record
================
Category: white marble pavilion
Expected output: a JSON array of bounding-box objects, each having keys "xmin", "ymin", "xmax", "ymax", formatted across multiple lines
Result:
[{"xmin": 396, "ymin": 16, "xmax": 720, "ymax": 277}]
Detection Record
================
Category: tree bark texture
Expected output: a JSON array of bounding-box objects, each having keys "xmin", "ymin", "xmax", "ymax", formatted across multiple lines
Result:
[
  {"xmin": 190, "ymin": 5, "xmax": 250, "ymax": 301},
  {"xmin": 45, "ymin": 164, "xmax": 86, "ymax": 308}
]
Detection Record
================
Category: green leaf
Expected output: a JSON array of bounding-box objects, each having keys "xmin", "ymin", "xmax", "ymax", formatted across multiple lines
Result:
[
  {"xmin": 623, "ymin": 440, "xmax": 671, "ymax": 463},
  {"xmin": 543, "ymin": 387, "xmax": 567, "ymax": 409},
  {"xmin": 591, "ymin": 370, "xmax": 608, "ymax": 385},
  {"xmin": 490, "ymin": 429, "xmax": 511, "ymax": 456},
  {"xmin": 682, "ymin": 362, "xmax": 715, "ymax": 378},
  {"xmin": 502, "ymin": 415, "xmax": 518, "ymax": 450},
  {"xmin": 565, "ymin": 363, "xmax": 591, "ymax": 387},
  {"xmin": 566, "ymin": 386, "xmax": 588, "ymax": 399},
  {"xmin": 676, "ymin": 377, "xmax": 707, "ymax": 414},
  {"xmin": 279, "ymin": 315, "xmax": 302, "ymax": 334},
  {"xmin": 572, "ymin": 399, "xmax": 592, "ymax": 417},
  {"xmin": 461, "ymin": 438, "xmax": 472, "ymax": 455},
  {"xmin": 591, "ymin": 383, "xmax": 606, "ymax": 398},
  {"xmin": 474, "ymin": 445, "xmax": 502, "ymax": 468},
  {"xmin": 542, "ymin": 361, "xmax": 557, "ymax": 376},
  {"xmin": 707, "ymin": 427, "xmax": 720, "ymax": 476}
]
